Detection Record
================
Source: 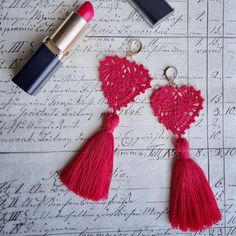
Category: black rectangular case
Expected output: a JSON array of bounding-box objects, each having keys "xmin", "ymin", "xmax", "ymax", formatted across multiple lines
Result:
[{"xmin": 128, "ymin": 0, "xmax": 174, "ymax": 27}]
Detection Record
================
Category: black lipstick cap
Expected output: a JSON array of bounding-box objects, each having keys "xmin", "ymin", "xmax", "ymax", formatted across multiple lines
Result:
[{"xmin": 128, "ymin": 0, "xmax": 174, "ymax": 27}]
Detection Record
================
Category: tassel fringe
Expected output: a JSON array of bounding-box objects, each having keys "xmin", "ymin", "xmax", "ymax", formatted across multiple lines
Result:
[
  {"xmin": 60, "ymin": 112, "xmax": 119, "ymax": 201},
  {"xmin": 169, "ymin": 137, "xmax": 222, "ymax": 231}
]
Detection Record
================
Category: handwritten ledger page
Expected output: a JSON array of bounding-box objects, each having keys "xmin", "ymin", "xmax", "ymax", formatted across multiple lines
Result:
[{"xmin": 0, "ymin": 0, "xmax": 236, "ymax": 235}]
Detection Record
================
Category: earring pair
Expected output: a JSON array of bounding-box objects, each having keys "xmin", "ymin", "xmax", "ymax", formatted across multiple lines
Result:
[{"xmin": 60, "ymin": 39, "xmax": 221, "ymax": 232}]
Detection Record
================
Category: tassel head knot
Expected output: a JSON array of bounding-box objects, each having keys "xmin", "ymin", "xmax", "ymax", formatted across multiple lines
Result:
[
  {"xmin": 103, "ymin": 113, "xmax": 119, "ymax": 133},
  {"xmin": 174, "ymin": 137, "xmax": 190, "ymax": 159}
]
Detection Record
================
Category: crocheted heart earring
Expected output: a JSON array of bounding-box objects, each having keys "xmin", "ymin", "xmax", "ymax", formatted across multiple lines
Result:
[
  {"xmin": 60, "ymin": 39, "xmax": 153, "ymax": 201},
  {"xmin": 150, "ymin": 67, "xmax": 221, "ymax": 232}
]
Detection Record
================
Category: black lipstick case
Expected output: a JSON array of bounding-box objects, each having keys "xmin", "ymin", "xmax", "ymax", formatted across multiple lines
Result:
[
  {"xmin": 12, "ymin": 44, "xmax": 62, "ymax": 95},
  {"xmin": 12, "ymin": 10, "xmax": 88, "ymax": 95}
]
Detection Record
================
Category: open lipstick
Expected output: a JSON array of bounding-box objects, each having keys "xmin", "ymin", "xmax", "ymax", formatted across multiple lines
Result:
[{"xmin": 12, "ymin": 1, "xmax": 94, "ymax": 95}]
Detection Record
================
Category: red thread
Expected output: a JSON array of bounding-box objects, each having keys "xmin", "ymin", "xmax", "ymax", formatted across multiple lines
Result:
[
  {"xmin": 151, "ymin": 85, "xmax": 221, "ymax": 231},
  {"xmin": 60, "ymin": 55, "xmax": 153, "ymax": 201},
  {"xmin": 103, "ymin": 112, "xmax": 120, "ymax": 133},
  {"xmin": 169, "ymin": 138, "xmax": 222, "ymax": 231},
  {"xmin": 60, "ymin": 113, "xmax": 119, "ymax": 201},
  {"xmin": 151, "ymin": 85, "xmax": 204, "ymax": 136},
  {"xmin": 174, "ymin": 137, "xmax": 190, "ymax": 159},
  {"xmin": 99, "ymin": 56, "xmax": 152, "ymax": 112}
]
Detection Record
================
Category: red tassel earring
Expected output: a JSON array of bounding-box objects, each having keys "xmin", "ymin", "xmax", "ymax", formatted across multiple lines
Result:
[
  {"xmin": 60, "ymin": 39, "xmax": 153, "ymax": 201},
  {"xmin": 150, "ymin": 66, "xmax": 221, "ymax": 231}
]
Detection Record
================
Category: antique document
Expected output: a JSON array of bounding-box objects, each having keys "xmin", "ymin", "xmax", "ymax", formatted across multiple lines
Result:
[{"xmin": 0, "ymin": 0, "xmax": 235, "ymax": 235}]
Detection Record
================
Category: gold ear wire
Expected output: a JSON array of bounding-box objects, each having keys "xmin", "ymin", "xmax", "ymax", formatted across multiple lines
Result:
[
  {"xmin": 164, "ymin": 66, "xmax": 178, "ymax": 87},
  {"xmin": 126, "ymin": 38, "xmax": 143, "ymax": 58}
]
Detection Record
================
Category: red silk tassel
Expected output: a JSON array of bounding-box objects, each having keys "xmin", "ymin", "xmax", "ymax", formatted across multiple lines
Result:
[
  {"xmin": 60, "ymin": 112, "xmax": 119, "ymax": 201},
  {"xmin": 169, "ymin": 137, "xmax": 222, "ymax": 231}
]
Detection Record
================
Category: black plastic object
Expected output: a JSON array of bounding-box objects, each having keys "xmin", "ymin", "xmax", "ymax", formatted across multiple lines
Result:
[
  {"xmin": 128, "ymin": 0, "xmax": 174, "ymax": 27},
  {"xmin": 12, "ymin": 44, "xmax": 61, "ymax": 95}
]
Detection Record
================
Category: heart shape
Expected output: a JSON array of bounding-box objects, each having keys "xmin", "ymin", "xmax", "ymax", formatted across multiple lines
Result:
[
  {"xmin": 151, "ymin": 85, "xmax": 204, "ymax": 136},
  {"xmin": 99, "ymin": 56, "xmax": 153, "ymax": 111}
]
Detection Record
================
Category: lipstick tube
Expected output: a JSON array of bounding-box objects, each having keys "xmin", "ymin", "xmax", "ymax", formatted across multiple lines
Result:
[{"xmin": 12, "ymin": 1, "xmax": 94, "ymax": 95}]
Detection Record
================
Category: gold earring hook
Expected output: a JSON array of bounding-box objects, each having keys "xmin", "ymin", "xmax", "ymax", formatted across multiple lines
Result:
[
  {"xmin": 126, "ymin": 38, "xmax": 143, "ymax": 58},
  {"xmin": 164, "ymin": 66, "xmax": 178, "ymax": 87}
]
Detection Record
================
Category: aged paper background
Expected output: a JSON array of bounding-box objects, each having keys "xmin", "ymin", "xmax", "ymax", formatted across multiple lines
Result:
[{"xmin": 0, "ymin": 0, "xmax": 236, "ymax": 235}]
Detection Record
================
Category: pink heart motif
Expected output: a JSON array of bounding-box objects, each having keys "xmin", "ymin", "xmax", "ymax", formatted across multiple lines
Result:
[
  {"xmin": 151, "ymin": 85, "xmax": 204, "ymax": 137},
  {"xmin": 99, "ymin": 56, "xmax": 153, "ymax": 111}
]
